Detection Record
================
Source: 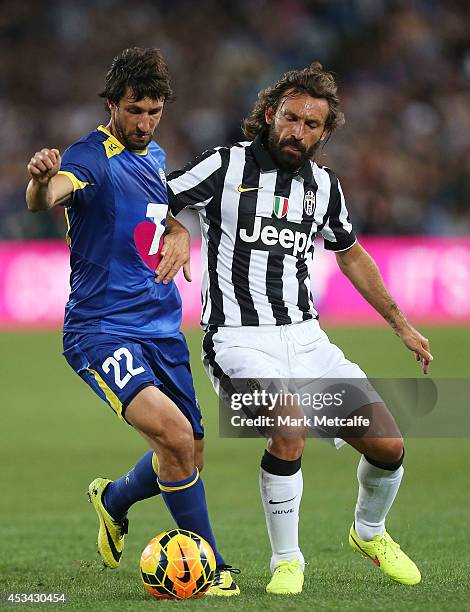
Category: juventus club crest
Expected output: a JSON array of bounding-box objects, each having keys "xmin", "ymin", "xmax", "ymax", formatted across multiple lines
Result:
[
  {"xmin": 273, "ymin": 195, "xmax": 289, "ymax": 218},
  {"xmin": 303, "ymin": 190, "xmax": 316, "ymax": 216}
]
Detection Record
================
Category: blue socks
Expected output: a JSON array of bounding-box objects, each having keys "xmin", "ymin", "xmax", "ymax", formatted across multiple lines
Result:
[
  {"xmin": 103, "ymin": 453, "xmax": 225, "ymax": 567},
  {"xmin": 158, "ymin": 468, "xmax": 225, "ymax": 567},
  {"xmin": 103, "ymin": 451, "xmax": 160, "ymax": 520}
]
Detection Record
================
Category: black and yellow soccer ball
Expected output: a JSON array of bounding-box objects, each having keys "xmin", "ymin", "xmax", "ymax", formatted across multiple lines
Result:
[{"xmin": 140, "ymin": 529, "xmax": 216, "ymax": 599}]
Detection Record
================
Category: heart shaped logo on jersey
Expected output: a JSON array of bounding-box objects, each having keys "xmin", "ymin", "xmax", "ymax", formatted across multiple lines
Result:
[{"xmin": 134, "ymin": 221, "xmax": 164, "ymax": 270}]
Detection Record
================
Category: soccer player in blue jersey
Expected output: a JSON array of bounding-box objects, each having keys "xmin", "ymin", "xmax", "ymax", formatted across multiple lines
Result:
[{"xmin": 25, "ymin": 47, "xmax": 239, "ymax": 596}]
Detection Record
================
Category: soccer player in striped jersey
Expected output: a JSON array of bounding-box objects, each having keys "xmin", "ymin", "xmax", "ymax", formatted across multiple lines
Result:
[
  {"xmin": 167, "ymin": 63, "xmax": 432, "ymax": 594},
  {"xmin": 25, "ymin": 47, "xmax": 238, "ymax": 596}
]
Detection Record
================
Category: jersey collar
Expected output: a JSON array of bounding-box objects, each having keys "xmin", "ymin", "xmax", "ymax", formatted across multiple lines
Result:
[
  {"xmin": 250, "ymin": 134, "xmax": 314, "ymax": 183},
  {"xmin": 97, "ymin": 125, "xmax": 148, "ymax": 156}
]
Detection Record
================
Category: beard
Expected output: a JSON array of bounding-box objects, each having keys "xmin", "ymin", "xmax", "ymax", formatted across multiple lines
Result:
[
  {"xmin": 114, "ymin": 113, "xmax": 152, "ymax": 151},
  {"xmin": 267, "ymin": 124, "xmax": 321, "ymax": 172}
]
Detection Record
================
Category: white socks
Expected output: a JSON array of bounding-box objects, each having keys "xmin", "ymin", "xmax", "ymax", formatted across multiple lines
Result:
[
  {"xmin": 259, "ymin": 467, "xmax": 305, "ymax": 572},
  {"xmin": 354, "ymin": 455, "xmax": 404, "ymax": 541},
  {"xmin": 259, "ymin": 451, "xmax": 403, "ymax": 570}
]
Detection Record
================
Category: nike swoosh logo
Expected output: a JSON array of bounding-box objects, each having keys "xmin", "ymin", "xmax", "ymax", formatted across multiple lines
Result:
[
  {"xmin": 104, "ymin": 522, "xmax": 122, "ymax": 562},
  {"xmin": 177, "ymin": 543, "xmax": 192, "ymax": 583},
  {"xmin": 350, "ymin": 534, "xmax": 381, "ymax": 567},
  {"xmin": 268, "ymin": 496, "xmax": 296, "ymax": 505},
  {"xmin": 237, "ymin": 185, "xmax": 263, "ymax": 193}
]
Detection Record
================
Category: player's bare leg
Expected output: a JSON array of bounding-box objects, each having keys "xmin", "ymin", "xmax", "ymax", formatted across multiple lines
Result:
[
  {"xmin": 126, "ymin": 386, "xmax": 196, "ymax": 481},
  {"xmin": 342, "ymin": 402, "xmax": 421, "ymax": 585},
  {"xmin": 126, "ymin": 387, "xmax": 224, "ymax": 563},
  {"xmin": 126, "ymin": 387, "xmax": 239, "ymax": 595},
  {"xmin": 88, "ymin": 417, "xmax": 212, "ymax": 569},
  {"xmin": 193, "ymin": 438, "xmax": 205, "ymax": 472},
  {"xmin": 90, "ymin": 387, "xmax": 237, "ymax": 587},
  {"xmin": 88, "ymin": 385, "xmax": 197, "ymax": 569}
]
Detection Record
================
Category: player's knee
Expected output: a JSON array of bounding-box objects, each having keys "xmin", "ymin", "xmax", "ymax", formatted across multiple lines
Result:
[
  {"xmin": 268, "ymin": 436, "xmax": 305, "ymax": 460},
  {"xmin": 147, "ymin": 415, "xmax": 194, "ymax": 456},
  {"xmin": 195, "ymin": 454, "xmax": 204, "ymax": 472},
  {"xmin": 164, "ymin": 427, "xmax": 194, "ymax": 455},
  {"xmin": 368, "ymin": 437, "xmax": 404, "ymax": 463},
  {"xmin": 193, "ymin": 439, "xmax": 204, "ymax": 471},
  {"xmin": 384, "ymin": 437, "xmax": 404, "ymax": 461}
]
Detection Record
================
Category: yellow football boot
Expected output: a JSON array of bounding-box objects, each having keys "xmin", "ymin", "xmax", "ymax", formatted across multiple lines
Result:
[
  {"xmin": 87, "ymin": 478, "xmax": 128, "ymax": 569},
  {"xmin": 206, "ymin": 565, "xmax": 240, "ymax": 596},
  {"xmin": 349, "ymin": 524, "xmax": 421, "ymax": 585},
  {"xmin": 266, "ymin": 560, "xmax": 304, "ymax": 595}
]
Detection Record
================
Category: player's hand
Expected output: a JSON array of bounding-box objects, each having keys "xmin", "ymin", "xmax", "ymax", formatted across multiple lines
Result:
[
  {"xmin": 397, "ymin": 324, "xmax": 433, "ymax": 375},
  {"xmin": 156, "ymin": 221, "xmax": 192, "ymax": 285},
  {"xmin": 27, "ymin": 148, "xmax": 61, "ymax": 184}
]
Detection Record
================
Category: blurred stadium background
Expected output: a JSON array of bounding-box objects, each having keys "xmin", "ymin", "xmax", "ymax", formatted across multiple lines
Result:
[{"xmin": 1, "ymin": 1, "xmax": 469, "ymax": 609}]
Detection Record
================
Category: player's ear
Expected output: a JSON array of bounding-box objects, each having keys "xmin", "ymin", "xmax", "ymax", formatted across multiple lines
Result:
[{"xmin": 265, "ymin": 106, "xmax": 274, "ymax": 125}]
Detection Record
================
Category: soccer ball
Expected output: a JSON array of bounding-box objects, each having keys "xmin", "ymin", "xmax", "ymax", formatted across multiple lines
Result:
[{"xmin": 140, "ymin": 529, "xmax": 216, "ymax": 599}]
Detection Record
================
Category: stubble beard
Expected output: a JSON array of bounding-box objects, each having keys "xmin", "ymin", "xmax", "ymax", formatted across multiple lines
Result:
[{"xmin": 114, "ymin": 112, "xmax": 152, "ymax": 151}]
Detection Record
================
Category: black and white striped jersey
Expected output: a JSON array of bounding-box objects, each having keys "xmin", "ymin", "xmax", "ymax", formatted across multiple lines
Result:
[{"xmin": 167, "ymin": 135, "xmax": 356, "ymax": 328}]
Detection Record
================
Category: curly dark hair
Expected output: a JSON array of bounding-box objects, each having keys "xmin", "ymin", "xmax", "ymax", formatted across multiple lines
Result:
[
  {"xmin": 99, "ymin": 47, "xmax": 173, "ymax": 105},
  {"xmin": 242, "ymin": 62, "xmax": 344, "ymax": 139}
]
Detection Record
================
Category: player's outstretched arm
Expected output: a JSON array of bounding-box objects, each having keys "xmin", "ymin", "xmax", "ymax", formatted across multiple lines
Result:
[
  {"xmin": 155, "ymin": 213, "xmax": 192, "ymax": 285},
  {"xmin": 26, "ymin": 148, "xmax": 73, "ymax": 212},
  {"xmin": 335, "ymin": 242, "xmax": 433, "ymax": 374}
]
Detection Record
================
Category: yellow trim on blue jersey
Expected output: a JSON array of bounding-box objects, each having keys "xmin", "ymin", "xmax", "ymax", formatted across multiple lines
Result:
[
  {"xmin": 97, "ymin": 125, "xmax": 125, "ymax": 158},
  {"xmin": 86, "ymin": 368, "xmax": 123, "ymax": 419},
  {"xmin": 64, "ymin": 207, "xmax": 71, "ymax": 246},
  {"xmin": 158, "ymin": 468, "xmax": 200, "ymax": 493},
  {"xmin": 58, "ymin": 170, "xmax": 91, "ymax": 192},
  {"xmin": 151, "ymin": 452, "xmax": 159, "ymax": 475},
  {"xmin": 97, "ymin": 124, "xmax": 148, "ymax": 156}
]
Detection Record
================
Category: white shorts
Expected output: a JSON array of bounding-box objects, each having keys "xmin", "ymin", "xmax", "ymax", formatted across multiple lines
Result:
[{"xmin": 202, "ymin": 319, "xmax": 382, "ymax": 446}]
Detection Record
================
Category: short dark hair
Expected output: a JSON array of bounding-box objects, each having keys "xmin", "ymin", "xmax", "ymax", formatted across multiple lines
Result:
[
  {"xmin": 99, "ymin": 47, "xmax": 173, "ymax": 105},
  {"xmin": 242, "ymin": 62, "xmax": 344, "ymax": 139}
]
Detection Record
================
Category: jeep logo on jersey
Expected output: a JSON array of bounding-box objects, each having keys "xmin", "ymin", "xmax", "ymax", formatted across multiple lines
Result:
[
  {"xmin": 158, "ymin": 167, "xmax": 166, "ymax": 185},
  {"xmin": 239, "ymin": 216, "xmax": 316, "ymax": 258},
  {"xmin": 304, "ymin": 190, "xmax": 316, "ymax": 216},
  {"xmin": 273, "ymin": 196, "xmax": 289, "ymax": 219}
]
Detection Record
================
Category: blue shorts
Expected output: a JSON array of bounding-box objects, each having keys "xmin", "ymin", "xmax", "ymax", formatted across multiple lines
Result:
[{"xmin": 63, "ymin": 331, "xmax": 204, "ymax": 438}]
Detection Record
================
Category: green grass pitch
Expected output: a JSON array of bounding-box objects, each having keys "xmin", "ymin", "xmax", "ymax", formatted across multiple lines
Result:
[{"xmin": 1, "ymin": 327, "xmax": 469, "ymax": 611}]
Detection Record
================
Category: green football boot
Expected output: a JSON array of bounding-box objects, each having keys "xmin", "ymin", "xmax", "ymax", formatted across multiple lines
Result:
[
  {"xmin": 87, "ymin": 477, "xmax": 128, "ymax": 569},
  {"xmin": 206, "ymin": 565, "xmax": 240, "ymax": 596},
  {"xmin": 349, "ymin": 524, "xmax": 421, "ymax": 585},
  {"xmin": 266, "ymin": 560, "xmax": 304, "ymax": 595}
]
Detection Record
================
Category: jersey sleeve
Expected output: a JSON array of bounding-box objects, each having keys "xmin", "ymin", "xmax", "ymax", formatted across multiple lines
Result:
[
  {"xmin": 167, "ymin": 148, "xmax": 222, "ymax": 214},
  {"xmin": 58, "ymin": 142, "xmax": 104, "ymax": 207},
  {"xmin": 159, "ymin": 148, "xmax": 167, "ymax": 173},
  {"xmin": 152, "ymin": 143, "xmax": 167, "ymax": 173},
  {"xmin": 320, "ymin": 169, "xmax": 357, "ymax": 252}
]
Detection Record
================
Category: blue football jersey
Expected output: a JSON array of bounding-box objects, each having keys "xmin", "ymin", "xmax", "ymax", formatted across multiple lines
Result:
[{"xmin": 58, "ymin": 125, "xmax": 182, "ymax": 337}]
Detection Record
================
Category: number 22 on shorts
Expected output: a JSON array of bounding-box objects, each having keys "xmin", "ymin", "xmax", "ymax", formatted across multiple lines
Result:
[{"xmin": 102, "ymin": 347, "xmax": 145, "ymax": 389}]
